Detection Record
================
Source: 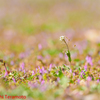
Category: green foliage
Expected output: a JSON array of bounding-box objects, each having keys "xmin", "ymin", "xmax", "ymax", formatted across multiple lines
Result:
[{"xmin": 66, "ymin": 50, "xmax": 72, "ymax": 62}]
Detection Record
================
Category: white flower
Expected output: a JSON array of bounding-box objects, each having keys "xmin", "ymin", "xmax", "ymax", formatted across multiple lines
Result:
[{"xmin": 60, "ymin": 36, "xmax": 65, "ymax": 41}]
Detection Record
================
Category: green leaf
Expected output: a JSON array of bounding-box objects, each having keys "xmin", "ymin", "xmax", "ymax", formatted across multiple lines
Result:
[{"xmin": 66, "ymin": 50, "xmax": 72, "ymax": 62}]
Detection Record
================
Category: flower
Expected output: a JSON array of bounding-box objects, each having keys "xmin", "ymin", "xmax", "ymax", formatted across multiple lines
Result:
[
  {"xmin": 97, "ymin": 79, "xmax": 100, "ymax": 83},
  {"xmin": 48, "ymin": 64, "xmax": 52, "ymax": 71},
  {"xmin": 12, "ymin": 78, "xmax": 16, "ymax": 83},
  {"xmin": 20, "ymin": 62, "xmax": 25, "ymax": 70},
  {"xmin": 70, "ymin": 69, "xmax": 72, "ymax": 73},
  {"xmin": 39, "ymin": 69, "xmax": 43, "ymax": 74},
  {"xmin": 10, "ymin": 61, "xmax": 14, "ymax": 65},
  {"xmin": 59, "ymin": 36, "xmax": 65, "ymax": 41},
  {"xmin": 4, "ymin": 71, "xmax": 8, "ymax": 77},
  {"xmin": 84, "ymin": 65, "xmax": 87, "ymax": 71},
  {"xmin": 87, "ymin": 76, "xmax": 91, "ymax": 81},
  {"xmin": 32, "ymin": 71, "xmax": 35, "ymax": 76},
  {"xmin": 4, "ymin": 66, "xmax": 8, "ymax": 77},
  {"xmin": 41, "ymin": 80, "xmax": 45, "ymax": 85},
  {"xmin": 86, "ymin": 56, "xmax": 93, "ymax": 66},
  {"xmin": 77, "ymin": 79, "xmax": 80, "ymax": 84},
  {"xmin": 59, "ymin": 53, "xmax": 63, "ymax": 58},
  {"xmin": 38, "ymin": 44, "xmax": 42, "ymax": 50},
  {"xmin": 73, "ymin": 73, "xmax": 75, "ymax": 76}
]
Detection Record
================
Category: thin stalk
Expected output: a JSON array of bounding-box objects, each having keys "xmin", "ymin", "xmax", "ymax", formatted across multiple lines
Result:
[
  {"xmin": 62, "ymin": 39, "xmax": 72, "ymax": 65},
  {"xmin": 63, "ymin": 39, "xmax": 69, "ymax": 51},
  {"xmin": 0, "ymin": 59, "xmax": 8, "ymax": 76}
]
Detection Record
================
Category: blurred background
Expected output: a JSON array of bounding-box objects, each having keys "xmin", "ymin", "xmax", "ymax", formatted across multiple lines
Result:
[
  {"xmin": 1, "ymin": 0, "xmax": 100, "ymax": 33},
  {"xmin": 0, "ymin": 0, "xmax": 100, "ymax": 64}
]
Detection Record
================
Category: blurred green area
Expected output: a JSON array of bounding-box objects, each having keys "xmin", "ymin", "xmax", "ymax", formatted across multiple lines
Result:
[{"xmin": 0, "ymin": 0, "xmax": 100, "ymax": 35}]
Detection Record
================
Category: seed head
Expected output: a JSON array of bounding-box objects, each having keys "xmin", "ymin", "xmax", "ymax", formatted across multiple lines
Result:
[{"xmin": 60, "ymin": 36, "xmax": 65, "ymax": 41}]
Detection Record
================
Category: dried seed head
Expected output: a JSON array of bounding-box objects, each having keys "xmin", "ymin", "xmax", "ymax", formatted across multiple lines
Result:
[{"xmin": 59, "ymin": 36, "xmax": 65, "ymax": 41}]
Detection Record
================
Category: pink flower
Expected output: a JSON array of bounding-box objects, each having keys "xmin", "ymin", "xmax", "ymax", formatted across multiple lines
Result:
[
  {"xmin": 42, "ymin": 67, "xmax": 45, "ymax": 71},
  {"xmin": 32, "ymin": 71, "xmax": 35, "ymax": 76},
  {"xmin": 49, "ymin": 64, "xmax": 52, "ymax": 71},
  {"xmin": 44, "ymin": 70, "xmax": 47, "ymax": 73},
  {"xmin": 77, "ymin": 79, "xmax": 80, "ymax": 84},
  {"xmin": 73, "ymin": 73, "xmax": 75, "ymax": 76},
  {"xmin": 38, "ymin": 44, "xmax": 42, "ymax": 50},
  {"xmin": 36, "ymin": 68, "xmax": 38, "ymax": 73},
  {"xmin": 41, "ymin": 80, "xmax": 45, "ymax": 85},
  {"xmin": 80, "ymin": 71, "xmax": 85, "ymax": 78},
  {"xmin": 4, "ymin": 66, "xmax": 8, "ymax": 77},
  {"xmin": 19, "ymin": 68, "xmax": 21, "ymax": 71},
  {"xmin": 38, "ymin": 66, "xmax": 40, "ymax": 69},
  {"xmin": 87, "ymin": 76, "xmax": 92, "ymax": 81},
  {"xmin": 10, "ymin": 61, "xmax": 14, "ymax": 65},
  {"xmin": 19, "ymin": 53, "xmax": 25, "ymax": 59},
  {"xmin": 86, "ymin": 56, "xmax": 93, "ymax": 66},
  {"xmin": 20, "ymin": 62, "xmax": 25, "ymax": 70},
  {"xmin": 12, "ymin": 78, "xmax": 16, "ymax": 83},
  {"xmin": 70, "ymin": 69, "xmax": 72, "ymax": 73},
  {"xmin": 37, "ymin": 56, "xmax": 43, "ymax": 60},
  {"xmin": 84, "ymin": 65, "xmax": 87, "ymax": 71},
  {"xmin": 97, "ymin": 79, "xmax": 100, "ymax": 83},
  {"xmin": 39, "ymin": 69, "xmax": 43, "ymax": 74},
  {"xmin": 4, "ymin": 71, "xmax": 8, "ymax": 77},
  {"xmin": 39, "ymin": 75, "xmax": 42, "ymax": 82},
  {"xmin": 24, "ymin": 69, "xmax": 26, "ymax": 73},
  {"xmin": 59, "ymin": 53, "xmax": 63, "ymax": 58}
]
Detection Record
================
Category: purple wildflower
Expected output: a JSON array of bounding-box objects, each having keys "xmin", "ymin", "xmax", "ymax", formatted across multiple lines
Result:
[
  {"xmin": 4, "ymin": 71, "xmax": 8, "ymax": 77},
  {"xmin": 77, "ymin": 79, "xmax": 80, "ymax": 84},
  {"xmin": 64, "ymin": 54, "xmax": 68, "ymax": 60},
  {"xmin": 70, "ymin": 69, "xmax": 72, "ymax": 73},
  {"xmin": 82, "ymin": 70, "xmax": 85, "ymax": 75},
  {"xmin": 73, "ymin": 73, "xmax": 75, "ymax": 76},
  {"xmin": 38, "ymin": 66, "xmax": 40, "ymax": 69},
  {"xmin": 19, "ymin": 68, "xmax": 21, "ymax": 71},
  {"xmin": 37, "ymin": 55, "xmax": 43, "ymax": 60},
  {"xmin": 57, "ymin": 77, "xmax": 60, "ymax": 82},
  {"xmin": 39, "ymin": 69, "xmax": 43, "ymax": 74},
  {"xmin": 38, "ymin": 44, "xmax": 42, "ymax": 50},
  {"xmin": 12, "ymin": 78, "xmax": 16, "ymax": 83},
  {"xmin": 87, "ymin": 76, "xmax": 91, "ymax": 81},
  {"xmin": 49, "ymin": 64, "xmax": 52, "ymax": 71},
  {"xmin": 39, "ymin": 75, "xmax": 42, "ymax": 82},
  {"xmin": 24, "ymin": 69, "xmax": 26, "ymax": 73},
  {"xmin": 10, "ymin": 61, "xmax": 14, "ymax": 65},
  {"xmin": 44, "ymin": 70, "xmax": 47, "ymax": 73},
  {"xmin": 42, "ymin": 67, "xmax": 45, "ymax": 71},
  {"xmin": 19, "ymin": 53, "xmax": 25, "ymax": 59},
  {"xmin": 36, "ymin": 68, "xmax": 38, "ymax": 73},
  {"xmin": 59, "ymin": 53, "xmax": 63, "ymax": 58},
  {"xmin": 86, "ymin": 56, "xmax": 93, "ymax": 66},
  {"xmin": 41, "ymin": 80, "xmax": 45, "ymax": 85},
  {"xmin": 32, "ymin": 71, "xmax": 35, "ymax": 76},
  {"xmin": 80, "ymin": 70, "xmax": 85, "ymax": 78},
  {"xmin": 98, "ymin": 60, "xmax": 100, "ymax": 65},
  {"xmin": 20, "ymin": 62, "xmax": 25, "ymax": 70},
  {"xmin": 84, "ymin": 65, "xmax": 87, "ymax": 71},
  {"xmin": 80, "ymin": 72, "xmax": 83, "ymax": 78},
  {"xmin": 4, "ymin": 66, "xmax": 8, "ymax": 77},
  {"xmin": 97, "ymin": 79, "xmax": 100, "ymax": 83}
]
